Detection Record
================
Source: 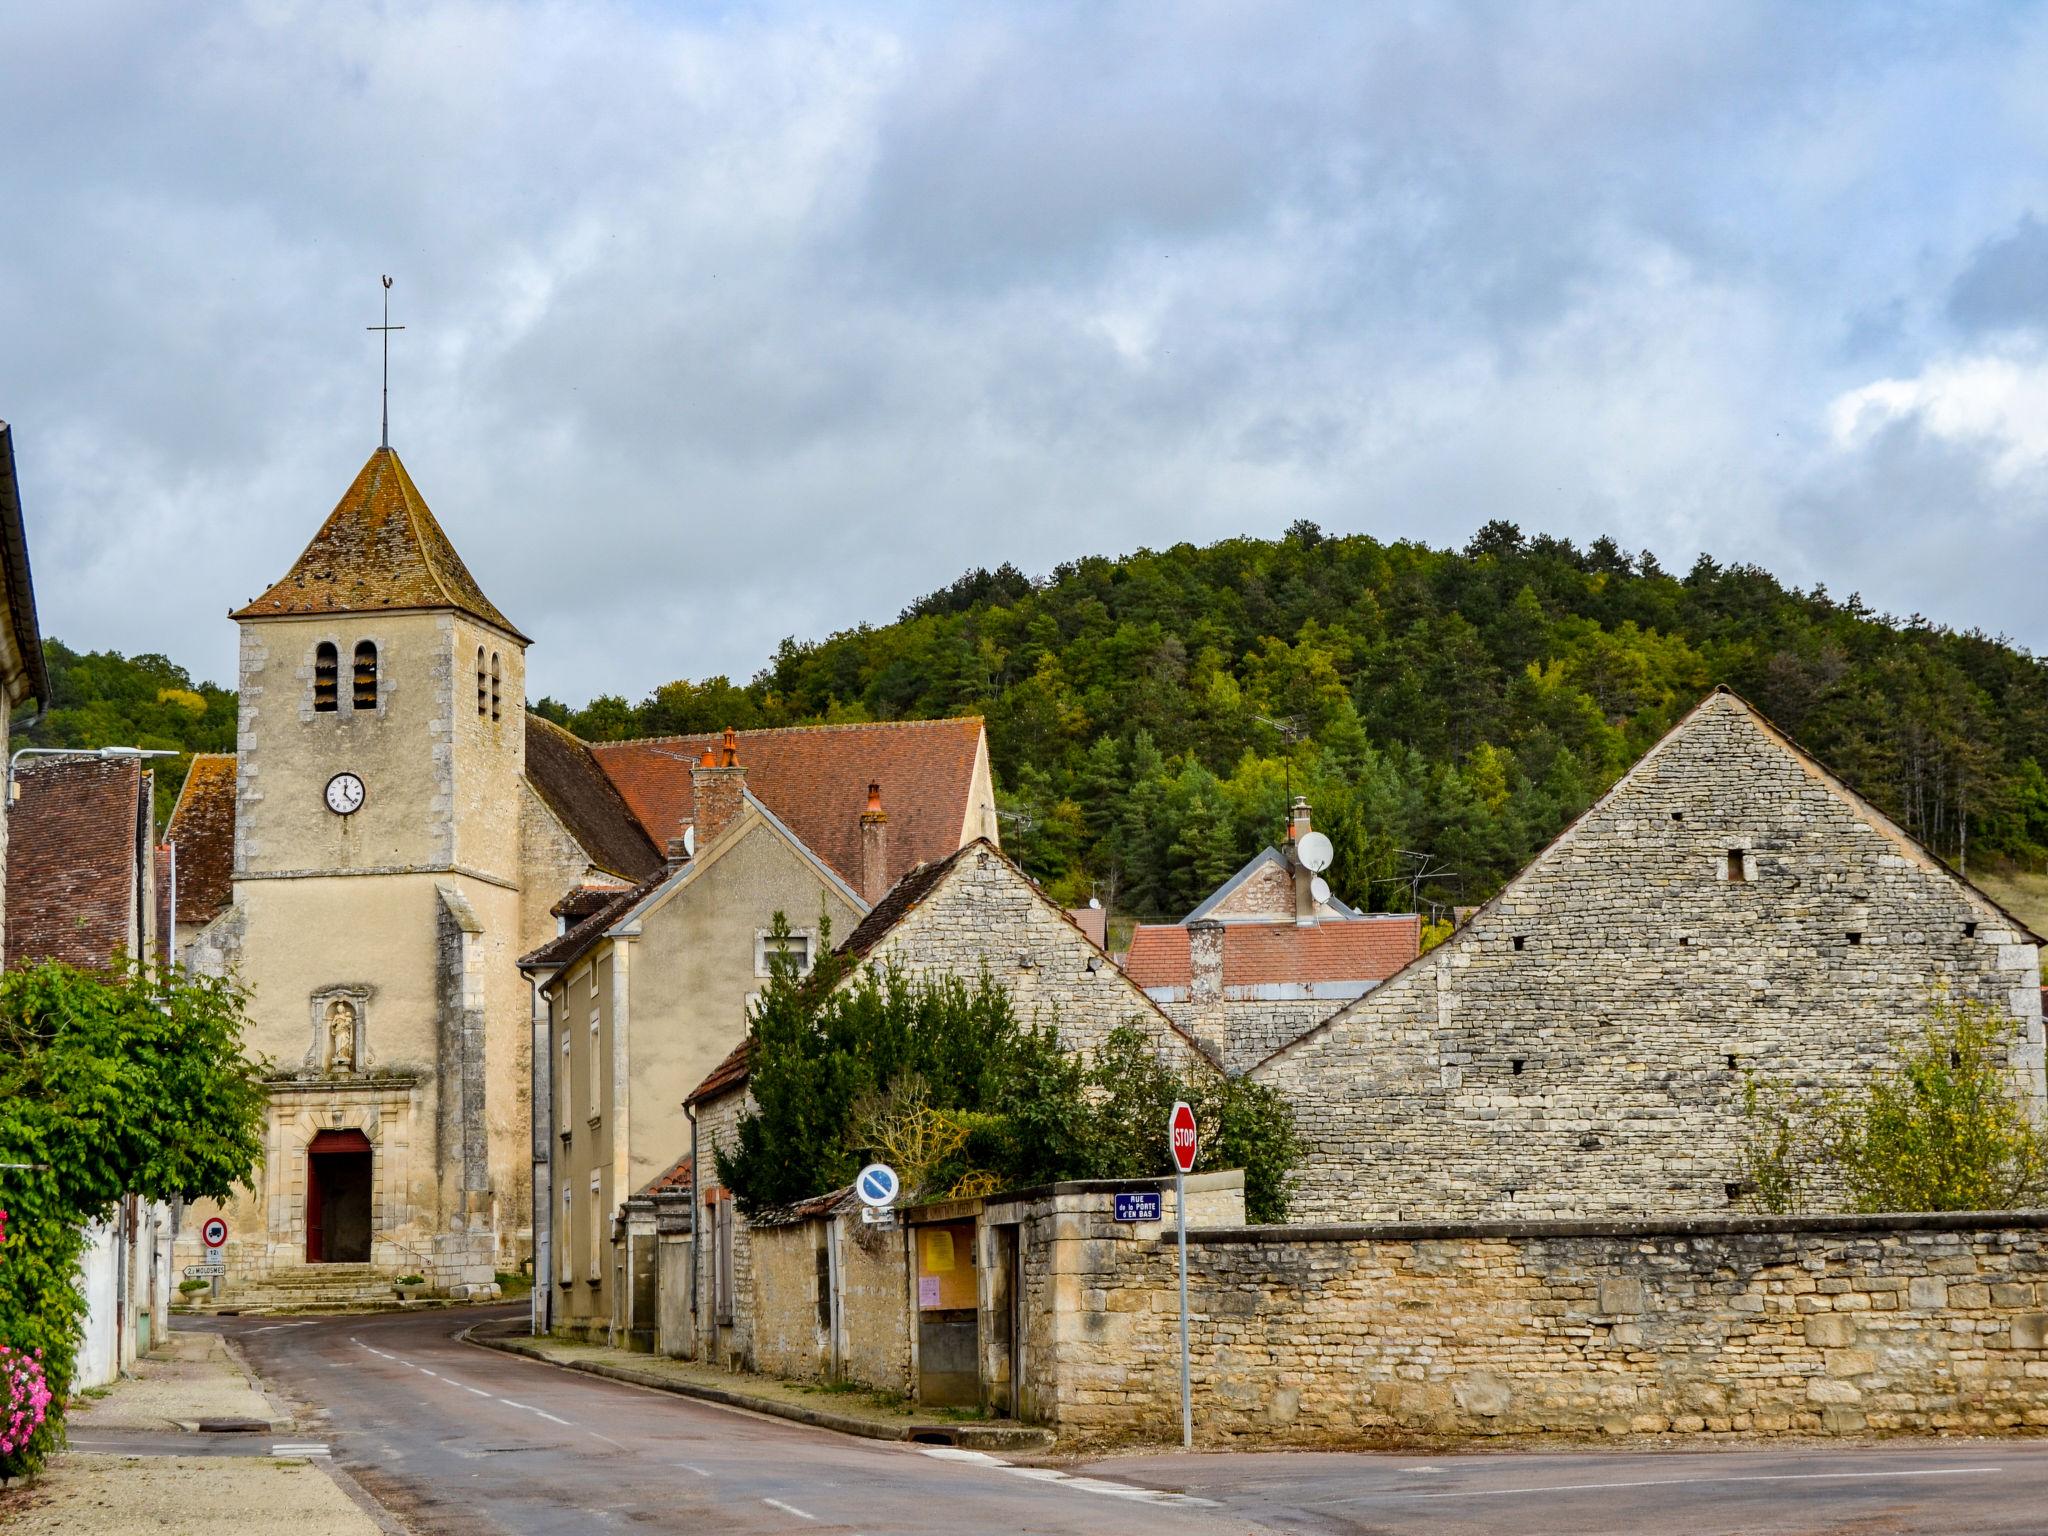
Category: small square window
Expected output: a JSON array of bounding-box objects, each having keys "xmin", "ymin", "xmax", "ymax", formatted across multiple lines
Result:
[
  {"xmin": 1512, "ymin": 935, "xmax": 1526, "ymax": 952},
  {"xmin": 755, "ymin": 930, "xmax": 814, "ymax": 978},
  {"xmin": 1726, "ymin": 850, "xmax": 1747, "ymax": 882}
]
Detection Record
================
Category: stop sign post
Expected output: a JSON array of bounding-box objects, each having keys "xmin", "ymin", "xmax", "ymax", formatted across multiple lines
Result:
[{"xmin": 1169, "ymin": 1100, "xmax": 1197, "ymax": 1449}]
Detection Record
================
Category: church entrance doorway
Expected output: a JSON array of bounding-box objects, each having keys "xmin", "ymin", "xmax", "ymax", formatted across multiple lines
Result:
[{"xmin": 305, "ymin": 1128, "xmax": 373, "ymax": 1263}]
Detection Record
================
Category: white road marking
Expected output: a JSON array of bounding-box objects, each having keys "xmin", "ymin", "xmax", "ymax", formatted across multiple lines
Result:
[
  {"xmin": 1370, "ymin": 1465, "xmax": 2006, "ymax": 1503},
  {"xmin": 589, "ymin": 1432, "xmax": 626, "ymax": 1448},
  {"xmin": 497, "ymin": 1399, "xmax": 572, "ymax": 1426},
  {"xmin": 249, "ymin": 1322, "xmax": 317, "ymax": 1333},
  {"xmin": 677, "ymin": 1462, "xmax": 711, "ymax": 1477},
  {"xmin": 419, "ymin": 1369, "xmax": 438, "ymax": 1377},
  {"xmin": 917, "ymin": 1447, "xmax": 1214, "ymax": 1507},
  {"xmin": 464, "ymin": 1386, "xmax": 492, "ymax": 1397},
  {"xmin": 762, "ymin": 1497, "xmax": 815, "ymax": 1520},
  {"xmin": 271, "ymin": 1443, "xmax": 331, "ymax": 1458}
]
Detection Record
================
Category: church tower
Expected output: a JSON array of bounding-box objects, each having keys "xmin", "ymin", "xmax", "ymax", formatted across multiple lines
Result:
[{"xmin": 198, "ymin": 446, "xmax": 531, "ymax": 1295}]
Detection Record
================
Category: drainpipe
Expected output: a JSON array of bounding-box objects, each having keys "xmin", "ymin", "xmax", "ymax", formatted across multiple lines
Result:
[{"xmin": 684, "ymin": 1101, "xmax": 699, "ymax": 1355}]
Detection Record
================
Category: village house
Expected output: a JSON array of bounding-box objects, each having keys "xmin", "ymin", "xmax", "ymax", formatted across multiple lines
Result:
[
  {"xmin": 4, "ymin": 752, "xmax": 173, "ymax": 1384},
  {"xmin": 683, "ymin": 838, "xmax": 1219, "ymax": 1371},
  {"xmin": 1123, "ymin": 797, "xmax": 1420, "ymax": 1072},
  {"xmin": 0, "ymin": 420, "xmax": 50, "ymax": 967},
  {"xmin": 1252, "ymin": 687, "xmax": 2048, "ymax": 1222},
  {"xmin": 166, "ymin": 442, "xmax": 1001, "ymax": 1304}
]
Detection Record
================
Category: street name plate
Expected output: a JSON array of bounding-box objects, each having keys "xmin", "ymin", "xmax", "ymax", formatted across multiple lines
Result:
[{"xmin": 1114, "ymin": 1191, "xmax": 1162, "ymax": 1222}]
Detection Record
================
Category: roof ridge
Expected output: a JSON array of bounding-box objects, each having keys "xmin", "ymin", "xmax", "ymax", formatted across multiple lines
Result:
[{"xmin": 586, "ymin": 716, "xmax": 984, "ymax": 750}]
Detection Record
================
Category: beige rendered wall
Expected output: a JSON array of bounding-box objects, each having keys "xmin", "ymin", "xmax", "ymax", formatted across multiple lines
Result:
[
  {"xmin": 624, "ymin": 814, "xmax": 863, "ymax": 1193},
  {"xmin": 519, "ymin": 786, "xmax": 604, "ymax": 954},
  {"xmin": 835, "ymin": 1215, "xmax": 912, "ymax": 1394},
  {"xmin": 549, "ymin": 951, "xmax": 615, "ymax": 1336}
]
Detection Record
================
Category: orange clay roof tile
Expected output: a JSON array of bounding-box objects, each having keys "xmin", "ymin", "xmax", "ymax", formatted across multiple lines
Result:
[{"xmin": 1122, "ymin": 917, "xmax": 1421, "ymax": 990}]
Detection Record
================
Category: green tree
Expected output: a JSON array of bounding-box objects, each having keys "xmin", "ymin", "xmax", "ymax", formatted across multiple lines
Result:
[
  {"xmin": 1739, "ymin": 994, "xmax": 2048, "ymax": 1214},
  {"xmin": 0, "ymin": 961, "xmax": 268, "ymax": 1476}
]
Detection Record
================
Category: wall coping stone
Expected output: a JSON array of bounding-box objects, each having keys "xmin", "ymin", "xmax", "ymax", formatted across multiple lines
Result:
[{"xmin": 1186, "ymin": 1208, "xmax": 2048, "ymax": 1244}]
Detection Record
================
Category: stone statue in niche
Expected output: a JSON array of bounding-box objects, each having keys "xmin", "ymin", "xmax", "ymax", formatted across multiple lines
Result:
[{"xmin": 326, "ymin": 998, "xmax": 357, "ymax": 1072}]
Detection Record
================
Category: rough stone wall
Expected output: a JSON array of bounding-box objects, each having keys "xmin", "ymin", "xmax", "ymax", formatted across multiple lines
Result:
[
  {"xmin": 835, "ymin": 1215, "xmax": 912, "ymax": 1394},
  {"xmin": 692, "ymin": 1086, "xmax": 759, "ymax": 1368},
  {"xmin": 1035, "ymin": 1206, "xmax": 2048, "ymax": 1447},
  {"xmin": 860, "ymin": 849, "xmax": 1216, "ymax": 1073},
  {"xmin": 749, "ymin": 1221, "xmax": 828, "ymax": 1381},
  {"xmin": 1254, "ymin": 692, "xmax": 2048, "ymax": 1222},
  {"xmin": 1163, "ymin": 997, "xmax": 1340, "ymax": 1075}
]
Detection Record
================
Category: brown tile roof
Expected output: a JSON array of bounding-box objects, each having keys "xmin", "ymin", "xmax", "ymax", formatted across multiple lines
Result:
[
  {"xmin": 517, "ymin": 876, "xmax": 660, "ymax": 972},
  {"xmin": 1123, "ymin": 916, "xmax": 1421, "ymax": 990},
  {"xmin": 589, "ymin": 718, "xmax": 984, "ymax": 892},
  {"xmin": 153, "ymin": 845, "xmax": 172, "ymax": 967},
  {"xmin": 6, "ymin": 757, "xmax": 149, "ymax": 969},
  {"xmin": 231, "ymin": 447, "xmax": 526, "ymax": 640},
  {"xmin": 637, "ymin": 1154, "xmax": 694, "ymax": 1199},
  {"xmin": 524, "ymin": 714, "xmax": 663, "ymax": 881},
  {"xmin": 0, "ymin": 423, "xmax": 49, "ymax": 708},
  {"xmin": 684, "ymin": 1038, "xmax": 754, "ymax": 1106},
  {"xmin": 837, "ymin": 845, "xmax": 973, "ymax": 961},
  {"xmin": 165, "ymin": 753, "xmax": 237, "ymax": 926}
]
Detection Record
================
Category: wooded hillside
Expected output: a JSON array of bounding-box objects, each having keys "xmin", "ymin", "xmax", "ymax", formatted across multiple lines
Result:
[{"xmin": 535, "ymin": 521, "xmax": 2048, "ymax": 923}]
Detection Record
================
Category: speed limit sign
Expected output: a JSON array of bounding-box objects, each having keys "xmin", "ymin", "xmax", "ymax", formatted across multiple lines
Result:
[{"xmin": 201, "ymin": 1216, "xmax": 228, "ymax": 1249}]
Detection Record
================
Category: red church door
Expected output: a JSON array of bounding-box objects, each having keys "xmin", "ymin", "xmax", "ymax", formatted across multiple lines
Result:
[{"xmin": 305, "ymin": 1128, "xmax": 374, "ymax": 1263}]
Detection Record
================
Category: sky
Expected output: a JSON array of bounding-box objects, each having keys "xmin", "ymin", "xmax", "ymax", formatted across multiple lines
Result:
[{"xmin": 6, "ymin": 1, "xmax": 2048, "ymax": 703}]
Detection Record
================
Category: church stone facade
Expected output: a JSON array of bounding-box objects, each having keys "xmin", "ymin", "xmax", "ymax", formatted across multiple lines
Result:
[{"xmin": 1253, "ymin": 689, "xmax": 2048, "ymax": 1223}]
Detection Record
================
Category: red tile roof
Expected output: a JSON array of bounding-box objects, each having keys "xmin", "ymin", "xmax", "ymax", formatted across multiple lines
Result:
[
  {"xmin": 590, "ymin": 718, "xmax": 984, "ymax": 892},
  {"xmin": 684, "ymin": 1038, "xmax": 754, "ymax": 1106},
  {"xmin": 637, "ymin": 1154, "xmax": 694, "ymax": 1198},
  {"xmin": 231, "ymin": 447, "xmax": 525, "ymax": 640},
  {"xmin": 6, "ymin": 757, "xmax": 150, "ymax": 969},
  {"xmin": 1123, "ymin": 916, "xmax": 1421, "ymax": 990},
  {"xmin": 166, "ymin": 754, "xmax": 237, "ymax": 926}
]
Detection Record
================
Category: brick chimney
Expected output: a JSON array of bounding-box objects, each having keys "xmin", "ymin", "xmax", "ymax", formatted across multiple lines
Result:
[
  {"xmin": 1186, "ymin": 918, "xmax": 1228, "ymax": 1059},
  {"xmin": 691, "ymin": 726, "xmax": 746, "ymax": 851},
  {"xmin": 859, "ymin": 782, "xmax": 890, "ymax": 906}
]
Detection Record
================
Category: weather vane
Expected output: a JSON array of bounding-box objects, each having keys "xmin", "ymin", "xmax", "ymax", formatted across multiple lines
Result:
[{"xmin": 367, "ymin": 275, "xmax": 404, "ymax": 450}]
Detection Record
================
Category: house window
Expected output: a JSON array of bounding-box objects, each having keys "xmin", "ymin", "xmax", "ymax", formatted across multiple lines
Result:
[
  {"xmin": 476, "ymin": 647, "xmax": 488, "ymax": 716},
  {"xmin": 352, "ymin": 642, "xmax": 378, "ymax": 709},
  {"xmin": 587, "ymin": 994, "xmax": 602, "ymax": 1121},
  {"xmin": 1726, "ymin": 849, "xmax": 1748, "ymax": 882},
  {"xmin": 313, "ymin": 642, "xmax": 339, "ymax": 712},
  {"xmin": 712, "ymin": 1195, "xmax": 734, "ymax": 1323},
  {"xmin": 490, "ymin": 653, "xmax": 502, "ymax": 721},
  {"xmin": 588, "ymin": 1174, "xmax": 602, "ymax": 1281},
  {"xmin": 755, "ymin": 930, "xmax": 813, "ymax": 979},
  {"xmin": 559, "ymin": 1184, "xmax": 573, "ymax": 1283}
]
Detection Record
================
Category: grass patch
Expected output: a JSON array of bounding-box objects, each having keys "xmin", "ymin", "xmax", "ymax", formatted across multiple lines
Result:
[{"xmin": 495, "ymin": 1270, "xmax": 534, "ymax": 1297}]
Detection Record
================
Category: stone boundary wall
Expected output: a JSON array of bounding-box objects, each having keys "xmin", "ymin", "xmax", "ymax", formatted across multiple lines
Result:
[{"xmin": 1047, "ymin": 1206, "xmax": 2048, "ymax": 1446}]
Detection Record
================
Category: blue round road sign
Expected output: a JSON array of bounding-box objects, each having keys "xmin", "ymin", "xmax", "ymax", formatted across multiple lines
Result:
[{"xmin": 856, "ymin": 1162, "xmax": 900, "ymax": 1208}]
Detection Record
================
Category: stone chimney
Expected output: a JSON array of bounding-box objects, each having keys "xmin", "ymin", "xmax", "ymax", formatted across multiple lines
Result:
[
  {"xmin": 691, "ymin": 726, "xmax": 746, "ymax": 851},
  {"xmin": 1287, "ymin": 796, "xmax": 1316, "ymax": 926},
  {"xmin": 1186, "ymin": 918, "xmax": 1228, "ymax": 1059},
  {"xmin": 859, "ymin": 781, "xmax": 890, "ymax": 906}
]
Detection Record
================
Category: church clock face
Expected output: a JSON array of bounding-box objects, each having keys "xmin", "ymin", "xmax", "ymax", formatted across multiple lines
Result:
[{"xmin": 324, "ymin": 772, "xmax": 366, "ymax": 816}]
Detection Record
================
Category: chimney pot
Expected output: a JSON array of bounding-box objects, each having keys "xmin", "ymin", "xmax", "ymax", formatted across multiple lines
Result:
[{"xmin": 690, "ymin": 727, "xmax": 746, "ymax": 849}]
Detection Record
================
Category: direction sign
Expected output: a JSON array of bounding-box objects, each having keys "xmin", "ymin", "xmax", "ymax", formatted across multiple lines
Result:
[
  {"xmin": 201, "ymin": 1216, "xmax": 228, "ymax": 1249},
  {"xmin": 1169, "ymin": 1101, "xmax": 1198, "ymax": 1175},
  {"xmin": 855, "ymin": 1162, "xmax": 900, "ymax": 1209},
  {"xmin": 1113, "ymin": 1191, "xmax": 1161, "ymax": 1223},
  {"xmin": 182, "ymin": 1263, "xmax": 224, "ymax": 1279}
]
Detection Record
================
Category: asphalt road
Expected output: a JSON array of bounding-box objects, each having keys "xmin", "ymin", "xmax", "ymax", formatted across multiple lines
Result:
[{"xmin": 210, "ymin": 1307, "xmax": 2048, "ymax": 1535}]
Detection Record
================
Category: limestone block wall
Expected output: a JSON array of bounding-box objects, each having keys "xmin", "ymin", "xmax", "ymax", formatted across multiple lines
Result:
[
  {"xmin": 1037, "ymin": 1209, "xmax": 2048, "ymax": 1447},
  {"xmin": 862, "ymin": 849, "xmax": 1216, "ymax": 1073},
  {"xmin": 835, "ymin": 1216, "xmax": 912, "ymax": 1394},
  {"xmin": 1163, "ymin": 997, "xmax": 1337, "ymax": 1075},
  {"xmin": 692, "ymin": 1087, "xmax": 759, "ymax": 1368},
  {"xmin": 1254, "ymin": 692, "xmax": 2048, "ymax": 1221},
  {"xmin": 749, "ymin": 1220, "xmax": 828, "ymax": 1381}
]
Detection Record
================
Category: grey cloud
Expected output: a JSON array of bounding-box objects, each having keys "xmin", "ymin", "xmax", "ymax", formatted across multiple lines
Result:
[{"xmin": 1948, "ymin": 214, "xmax": 2048, "ymax": 334}]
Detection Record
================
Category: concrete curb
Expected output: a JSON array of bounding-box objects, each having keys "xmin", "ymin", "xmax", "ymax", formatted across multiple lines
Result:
[{"xmin": 463, "ymin": 1327, "xmax": 1054, "ymax": 1452}]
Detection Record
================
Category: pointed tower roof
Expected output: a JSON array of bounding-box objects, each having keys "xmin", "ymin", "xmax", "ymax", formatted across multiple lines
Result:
[{"xmin": 232, "ymin": 447, "xmax": 527, "ymax": 641}]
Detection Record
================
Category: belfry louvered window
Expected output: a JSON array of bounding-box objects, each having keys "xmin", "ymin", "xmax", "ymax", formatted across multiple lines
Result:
[
  {"xmin": 476, "ymin": 647, "xmax": 488, "ymax": 716},
  {"xmin": 352, "ymin": 642, "xmax": 378, "ymax": 709},
  {"xmin": 490, "ymin": 653, "xmax": 502, "ymax": 721},
  {"xmin": 313, "ymin": 642, "xmax": 339, "ymax": 712}
]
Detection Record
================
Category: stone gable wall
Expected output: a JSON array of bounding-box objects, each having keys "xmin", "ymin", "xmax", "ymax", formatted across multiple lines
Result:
[
  {"xmin": 861, "ymin": 849, "xmax": 1216, "ymax": 1073},
  {"xmin": 1034, "ymin": 1207, "xmax": 2048, "ymax": 1447},
  {"xmin": 1253, "ymin": 694, "xmax": 2047, "ymax": 1221}
]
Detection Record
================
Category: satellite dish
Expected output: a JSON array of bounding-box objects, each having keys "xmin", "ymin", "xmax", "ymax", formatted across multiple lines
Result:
[
  {"xmin": 1310, "ymin": 876, "xmax": 1331, "ymax": 906},
  {"xmin": 1296, "ymin": 830, "xmax": 1334, "ymax": 873},
  {"xmin": 682, "ymin": 825, "xmax": 696, "ymax": 857},
  {"xmin": 1088, "ymin": 897, "xmax": 1102, "ymax": 910}
]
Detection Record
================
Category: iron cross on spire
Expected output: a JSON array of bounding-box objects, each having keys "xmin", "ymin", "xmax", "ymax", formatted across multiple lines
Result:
[{"xmin": 367, "ymin": 275, "xmax": 404, "ymax": 450}]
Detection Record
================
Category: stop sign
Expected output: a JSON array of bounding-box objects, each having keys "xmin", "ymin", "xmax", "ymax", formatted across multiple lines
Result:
[{"xmin": 1168, "ymin": 1100, "xmax": 1198, "ymax": 1175}]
